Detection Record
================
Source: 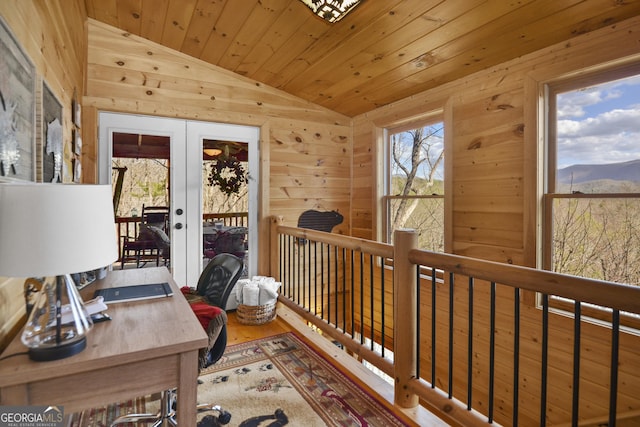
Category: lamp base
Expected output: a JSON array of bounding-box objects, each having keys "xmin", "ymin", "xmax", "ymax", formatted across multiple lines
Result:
[{"xmin": 28, "ymin": 336, "xmax": 87, "ymax": 361}]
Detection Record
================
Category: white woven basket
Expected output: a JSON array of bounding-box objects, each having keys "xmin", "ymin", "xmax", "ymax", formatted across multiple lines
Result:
[{"xmin": 236, "ymin": 301, "xmax": 277, "ymax": 325}]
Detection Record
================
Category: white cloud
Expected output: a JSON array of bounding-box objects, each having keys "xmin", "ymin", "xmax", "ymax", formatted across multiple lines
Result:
[
  {"xmin": 558, "ymin": 89, "xmax": 613, "ymax": 119},
  {"xmin": 558, "ymin": 108, "xmax": 640, "ymax": 137},
  {"xmin": 556, "ymin": 74, "xmax": 640, "ymax": 167}
]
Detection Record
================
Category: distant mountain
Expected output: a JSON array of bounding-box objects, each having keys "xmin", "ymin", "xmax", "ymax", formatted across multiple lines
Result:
[{"xmin": 558, "ymin": 159, "xmax": 640, "ymax": 184}]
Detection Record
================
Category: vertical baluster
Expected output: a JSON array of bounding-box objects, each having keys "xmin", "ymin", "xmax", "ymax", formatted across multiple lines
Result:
[
  {"xmin": 320, "ymin": 242, "xmax": 325, "ymax": 321},
  {"xmin": 609, "ymin": 309, "xmax": 620, "ymax": 427},
  {"xmin": 468, "ymin": 277, "xmax": 474, "ymax": 410},
  {"xmin": 448, "ymin": 272, "xmax": 454, "ymax": 399},
  {"xmin": 513, "ymin": 287, "xmax": 520, "ymax": 427},
  {"xmin": 370, "ymin": 254, "xmax": 374, "ymax": 350},
  {"xmin": 306, "ymin": 239, "xmax": 310, "ymax": 310},
  {"xmin": 572, "ymin": 302, "xmax": 582, "ymax": 427},
  {"xmin": 347, "ymin": 248, "xmax": 352, "ymax": 336},
  {"xmin": 302, "ymin": 239, "xmax": 307, "ymax": 309},
  {"xmin": 431, "ymin": 267, "xmax": 437, "ymax": 387},
  {"xmin": 279, "ymin": 234, "xmax": 284, "ymax": 296},
  {"xmin": 309, "ymin": 240, "xmax": 318, "ymax": 314},
  {"xmin": 360, "ymin": 251, "xmax": 364, "ymax": 345},
  {"xmin": 287, "ymin": 235, "xmax": 292, "ymax": 298},
  {"xmin": 381, "ymin": 257, "xmax": 386, "ymax": 358},
  {"xmin": 337, "ymin": 245, "xmax": 341, "ymax": 330},
  {"xmin": 489, "ymin": 281, "xmax": 496, "ymax": 423},
  {"xmin": 283, "ymin": 235, "xmax": 288, "ymax": 297},
  {"xmin": 296, "ymin": 238, "xmax": 301, "ymax": 305},
  {"xmin": 416, "ymin": 264, "xmax": 421, "ymax": 378},
  {"xmin": 541, "ymin": 294, "xmax": 549, "ymax": 427}
]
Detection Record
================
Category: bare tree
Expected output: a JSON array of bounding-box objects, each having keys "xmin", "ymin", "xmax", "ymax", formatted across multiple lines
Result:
[
  {"xmin": 553, "ymin": 196, "xmax": 640, "ymax": 286},
  {"xmin": 390, "ymin": 125, "xmax": 444, "ymax": 237}
]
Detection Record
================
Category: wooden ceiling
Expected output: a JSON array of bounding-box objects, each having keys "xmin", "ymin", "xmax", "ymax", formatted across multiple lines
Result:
[{"xmin": 84, "ymin": 0, "xmax": 640, "ymax": 117}]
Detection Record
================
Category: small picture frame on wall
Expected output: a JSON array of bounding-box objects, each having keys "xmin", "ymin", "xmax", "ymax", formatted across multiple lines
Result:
[
  {"xmin": 73, "ymin": 128, "xmax": 82, "ymax": 156},
  {"xmin": 72, "ymin": 92, "xmax": 81, "ymax": 128},
  {"xmin": 73, "ymin": 157, "xmax": 82, "ymax": 183},
  {"xmin": 42, "ymin": 81, "xmax": 63, "ymax": 183}
]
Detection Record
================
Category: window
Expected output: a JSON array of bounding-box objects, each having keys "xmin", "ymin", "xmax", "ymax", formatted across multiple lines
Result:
[
  {"xmin": 545, "ymin": 63, "xmax": 640, "ymax": 325},
  {"xmin": 384, "ymin": 118, "xmax": 445, "ymax": 251}
]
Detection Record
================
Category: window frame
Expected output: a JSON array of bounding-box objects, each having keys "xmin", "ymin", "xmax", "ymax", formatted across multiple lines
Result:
[
  {"xmin": 382, "ymin": 112, "xmax": 445, "ymax": 250},
  {"xmin": 543, "ymin": 62, "xmax": 640, "ymax": 329}
]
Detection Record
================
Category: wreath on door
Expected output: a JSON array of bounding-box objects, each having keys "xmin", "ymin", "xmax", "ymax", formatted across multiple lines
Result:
[{"xmin": 207, "ymin": 155, "xmax": 247, "ymax": 196}]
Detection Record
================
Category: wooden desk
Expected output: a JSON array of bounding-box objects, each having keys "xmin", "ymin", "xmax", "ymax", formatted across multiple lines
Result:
[{"xmin": 0, "ymin": 267, "xmax": 208, "ymax": 425}]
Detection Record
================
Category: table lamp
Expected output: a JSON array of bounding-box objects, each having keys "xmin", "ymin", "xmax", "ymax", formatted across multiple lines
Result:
[{"xmin": 0, "ymin": 183, "xmax": 118, "ymax": 361}]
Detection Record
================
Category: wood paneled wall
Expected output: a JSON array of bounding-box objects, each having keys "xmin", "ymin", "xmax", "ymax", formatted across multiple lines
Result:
[
  {"xmin": 1, "ymin": 4, "xmax": 638, "ymax": 422},
  {"xmin": 352, "ymin": 16, "xmax": 640, "ymax": 425},
  {"xmin": 83, "ymin": 19, "xmax": 353, "ymax": 274},
  {"xmin": 352, "ymin": 16, "xmax": 640, "ymax": 266},
  {"xmin": 0, "ymin": 1, "xmax": 87, "ymax": 351}
]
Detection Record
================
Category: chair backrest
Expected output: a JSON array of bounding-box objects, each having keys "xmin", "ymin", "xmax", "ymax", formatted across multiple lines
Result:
[
  {"xmin": 212, "ymin": 227, "xmax": 246, "ymax": 258},
  {"xmin": 146, "ymin": 225, "xmax": 170, "ymax": 257},
  {"xmin": 142, "ymin": 205, "xmax": 169, "ymax": 232},
  {"xmin": 196, "ymin": 253, "xmax": 244, "ymax": 308}
]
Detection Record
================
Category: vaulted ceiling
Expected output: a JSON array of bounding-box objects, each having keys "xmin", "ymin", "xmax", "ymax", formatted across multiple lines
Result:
[{"xmin": 84, "ymin": 0, "xmax": 640, "ymax": 117}]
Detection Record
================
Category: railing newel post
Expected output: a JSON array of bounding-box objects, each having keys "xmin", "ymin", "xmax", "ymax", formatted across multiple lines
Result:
[
  {"xmin": 393, "ymin": 228, "xmax": 419, "ymax": 408},
  {"xmin": 270, "ymin": 215, "xmax": 284, "ymax": 280}
]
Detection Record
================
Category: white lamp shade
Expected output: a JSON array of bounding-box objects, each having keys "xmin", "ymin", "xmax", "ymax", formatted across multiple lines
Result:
[{"xmin": 0, "ymin": 183, "xmax": 118, "ymax": 278}]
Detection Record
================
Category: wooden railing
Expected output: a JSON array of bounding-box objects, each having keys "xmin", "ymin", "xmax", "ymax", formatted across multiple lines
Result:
[
  {"xmin": 202, "ymin": 212, "xmax": 248, "ymax": 227},
  {"xmin": 269, "ymin": 216, "xmax": 640, "ymax": 427},
  {"xmin": 115, "ymin": 212, "xmax": 248, "ymax": 264}
]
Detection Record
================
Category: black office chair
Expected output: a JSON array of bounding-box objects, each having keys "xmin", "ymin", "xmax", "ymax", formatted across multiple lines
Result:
[
  {"xmin": 110, "ymin": 256, "xmax": 244, "ymax": 427},
  {"xmin": 195, "ymin": 253, "xmax": 245, "ymax": 310}
]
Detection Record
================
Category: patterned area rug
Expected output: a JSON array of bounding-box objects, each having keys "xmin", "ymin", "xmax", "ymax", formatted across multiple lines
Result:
[{"xmin": 66, "ymin": 332, "xmax": 409, "ymax": 426}]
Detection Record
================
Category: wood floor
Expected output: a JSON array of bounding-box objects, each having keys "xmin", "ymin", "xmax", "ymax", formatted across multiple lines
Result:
[
  {"xmin": 224, "ymin": 304, "xmax": 447, "ymax": 427},
  {"xmin": 225, "ymin": 309, "xmax": 290, "ymax": 347}
]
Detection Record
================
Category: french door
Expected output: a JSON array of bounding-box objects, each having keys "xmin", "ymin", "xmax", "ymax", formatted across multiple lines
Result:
[{"xmin": 98, "ymin": 112, "xmax": 258, "ymax": 287}]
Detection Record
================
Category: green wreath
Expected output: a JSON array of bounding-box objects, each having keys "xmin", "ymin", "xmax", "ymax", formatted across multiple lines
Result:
[{"xmin": 207, "ymin": 155, "xmax": 247, "ymax": 196}]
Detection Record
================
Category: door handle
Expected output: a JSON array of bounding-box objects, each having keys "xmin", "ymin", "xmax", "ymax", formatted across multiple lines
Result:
[{"xmin": 175, "ymin": 223, "xmax": 183, "ymax": 230}]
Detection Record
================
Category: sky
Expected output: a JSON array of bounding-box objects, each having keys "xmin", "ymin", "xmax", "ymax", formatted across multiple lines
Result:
[{"xmin": 556, "ymin": 73, "xmax": 640, "ymax": 169}]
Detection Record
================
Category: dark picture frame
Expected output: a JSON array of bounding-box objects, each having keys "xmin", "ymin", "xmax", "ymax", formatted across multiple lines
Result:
[
  {"xmin": 42, "ymin": 81, "xmax": 63, "ymax": 183},
  {"xmin": 0, "ymin": 16, "xmax": 35, "ymax": 182}
]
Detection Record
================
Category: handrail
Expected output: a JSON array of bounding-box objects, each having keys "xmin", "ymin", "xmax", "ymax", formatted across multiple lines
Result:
[
  {"xmin": 276, "ymin": 224, "xmax": 394, "ymax": 258},
  {"xmin": 270, "ymin": 216, "xmax": 640, "ymax": 426},
  {"xmin": 115, "ymin": 212, "xmax": 248, "ymax": 264},
  {"xmin": 409, "ymin": 250, "xmax": 640, "ymax": 314}
]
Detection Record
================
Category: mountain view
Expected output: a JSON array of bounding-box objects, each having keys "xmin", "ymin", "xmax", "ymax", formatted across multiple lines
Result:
[{"xmin": 558, "ymin": 159, "xmax": 640, "ymax": 184}]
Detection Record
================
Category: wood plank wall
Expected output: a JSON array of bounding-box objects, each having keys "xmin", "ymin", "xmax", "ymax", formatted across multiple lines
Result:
[
  {"xmin": 82, "ymin": 19, "xmax": 352, "ymax": 276},
  {"xmin": 0, "ymin": 1, "xmax": 87, "ymax": 351},
  {"xmin": 1, "ymin": 3, "xmax": 638, "ymax": 423},
  {"xmin": 352, "ymin": 16, "xmax": 640, "ymax": 425}
]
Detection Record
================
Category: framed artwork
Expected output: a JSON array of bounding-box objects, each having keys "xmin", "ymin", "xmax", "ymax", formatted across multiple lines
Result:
[
  {"xmin": 72, "ymin": 91, "xmax": 81, "ymax": 128},
  {"xmin": 73, "ymin": 128, "xmax": 82, "ymax": 183},
  {"xmin": 0, "ymin": 16, "xmax": 35, "ymax": 181},
  {"xmin": 42, "ymin": 81, "xmax": 63, "ymax": 183},
  {"xmin": 73, "ymin": 157, "xmax": 82, "ymax": 183},
  {"xmin": 73, "ymin": 127, "xmax": 82, "ymax": 156}
]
